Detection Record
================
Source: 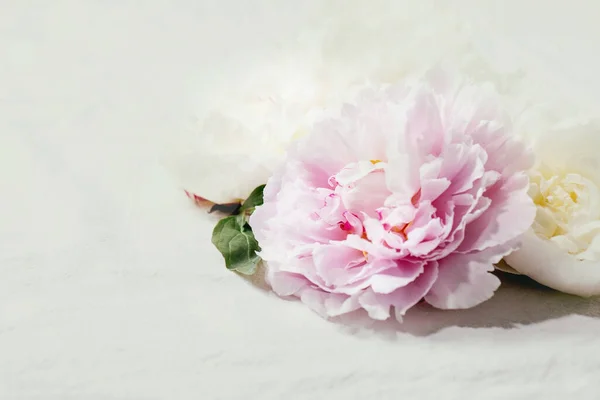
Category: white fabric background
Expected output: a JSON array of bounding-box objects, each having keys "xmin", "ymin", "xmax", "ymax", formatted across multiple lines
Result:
[{"xmin": 2, "ymin": 1, "xmax": 600, "ymax": 399}]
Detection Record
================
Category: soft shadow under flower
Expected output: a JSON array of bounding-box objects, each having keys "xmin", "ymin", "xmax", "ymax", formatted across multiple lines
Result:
[{"xmin": 333, "ymin": 272, "xmax": 600, "ymax": 338}]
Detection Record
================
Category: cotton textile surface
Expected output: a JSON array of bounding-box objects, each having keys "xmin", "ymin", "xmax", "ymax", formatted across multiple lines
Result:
[{"xmin": 1, "ymin": 1, "xmax": 600, "ymax": 399}]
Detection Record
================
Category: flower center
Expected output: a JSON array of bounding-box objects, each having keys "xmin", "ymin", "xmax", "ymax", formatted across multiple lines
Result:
[
  {"xmin": 325, "ymin": 160, "xmax": 426, "ymax": 259},
  {"xmin": 529, "ymin": 170, "xmax": 600, "ymax": 260}
]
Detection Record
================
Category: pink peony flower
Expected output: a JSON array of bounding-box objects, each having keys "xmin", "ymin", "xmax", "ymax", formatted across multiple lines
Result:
[{"xmin": 249, "ymin": 72, "xmax": 536, "ymax": 321}]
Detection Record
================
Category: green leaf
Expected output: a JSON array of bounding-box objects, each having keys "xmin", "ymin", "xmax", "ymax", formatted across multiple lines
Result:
[
  {"xmin": 211, "ymin": 215, "xmax": 261, "ymax": 275},
  {"xmin": 240, "ymin": 184, "xmax": 266, "ymax": 215}
]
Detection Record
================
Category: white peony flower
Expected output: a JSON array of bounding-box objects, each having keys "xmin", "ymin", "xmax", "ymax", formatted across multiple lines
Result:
[
  {"xmin": 167, "ymin": 57, "xmax": 330, "ymax": 205},
  {"xmin": 504, "ymin": 123, "xmax": 600, "ymax": 296},
  {"xmin": 167, "ymin": 1, "xmax": 492, "ymax": 206}
]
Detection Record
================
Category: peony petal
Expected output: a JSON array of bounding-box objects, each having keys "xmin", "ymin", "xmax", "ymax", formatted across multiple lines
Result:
[
  {"xmin": 318, "ymin": 193, "xmax": 345, "ymax": 225},
  {"xmin": 527, "ymin": 124, "xmax": 600, "ymax": 185},
  {"xmin": 424, "ymin": 247, "xmax": 506, "ymax": 309},
  {"xmin": 358, "ymin": 289, "xmax": 392, "ymax": 320},
  {"xmin": 323, "ymin": 294, "xmax": 361, "ymax": 317},
  {"xmin": 368, "ymin": 262, "xmax": 424, "ymax": 294},
  {"xmin": 385, "ymin": 153, "xmax": 420, "ymax": 198},
  {"xmin": 339, "ymin": 170, "xmax": 390, "ymax": 215},
  {"xmin": 249, "ymin": 203, "xmax": 277, "ymax": 245},
  {"xmin": 268, "ymin": 270, "xmax": 310, "ymax": 296},
  {"xmin": 167, "ymin": 151, "xmax": 273, "ymax": 205},
  {"xmin": 299, "ymin": 288, "xmax": 329, "ymax": 317},
  {"xmin": 458, "ymin": 174, "xmax": 535, "ymax": 252},
  {"xmin": 342, "ymin": 234, "xmax": 403, "ymax": 259},
  {"xmin": 358, "ymin": 261, "xmax": 439, "ymax": 321},
  {"xmin": 393, "ymin": 261, "xmax": 439, "ymax": 319},
  {"xmin": 334, "ymin": 160, "xmax": 382, "ymax": 186},
  {"xmin": 312, "ymin": 244, "xmax": 365, "ymax": 286},
  {"xmin": 403, "ymin": 86, "xmax": 446, "ymax": 157},
  {"xmin": 504, "ymin": 231, "xmax": 600, "ymax": 297},
  {"xmin": 441, "ymin": 144, "xmax": 487, "ymax": 196}
]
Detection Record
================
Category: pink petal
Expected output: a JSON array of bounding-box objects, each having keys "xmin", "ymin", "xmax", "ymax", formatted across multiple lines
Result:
[
  {"xmin": 268, "ymin": 270, "xmax": 309, "ymax": 296},
  {"xmin": 312, "ymin": 244, "xmax": 365, "ymax": 287},
  {"xmin": 424, "ymin": 244, "xmax": 512, "ymax": 309},
  {"xmin": 323, "ymin": 294, "xmax": 361, "ymax": 317},
  {"xmin": 334, "ymin": 161, "xmax": 382, "ymax": 186},
  {"xmin": 368, "ymin": 262, "xmax": 424, "ymax": 294},
  {"xmin": 385, "ymin": 153, "xmax": 420, "ymax": 197},
  {"xmin": 393, "ymin": 261, "xmax": 440, "ymax": 319},
  {"xmin": 358, "ymin": 289, "xmax": 392, "ymax": 320},
  {"xmin": 339, "ymin": 170, "xmax": 390, "ymax": 215},
  {"xmin": 458, "ymin": 174, "xmax": 535, "ymax": 252},
  {"xmin": 358, "ymin": 262, "xmax": 439, "ymax": 320},
  {"xmin": 299, "ymin": 288, "xmax": 328, "ymax": 317},
  {"xmin": 317, "ymin": 192, "xmax": 344, "ymax": 225},
  {"xmin": 403, "ymin": 87, "xmax": 446, "ymax": 158},
  {"xmin": 329, "ymin": 259, "xmax": 398, "ymax": 296}
]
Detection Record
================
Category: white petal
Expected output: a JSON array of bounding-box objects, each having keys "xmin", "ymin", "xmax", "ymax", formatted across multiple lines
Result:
[
  {"xmin": 504, "ymin": 231, "xmax": 600, "ymax": 297},
  {"xmin": 529, "ymin": 123, "xmax": 600, "ymax": 185},
  {"xmin": 165, "ymin": 151, "xmax": 274, "ymax": 205}
]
